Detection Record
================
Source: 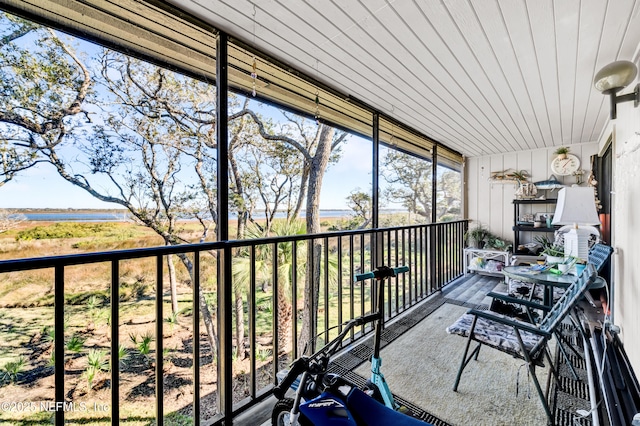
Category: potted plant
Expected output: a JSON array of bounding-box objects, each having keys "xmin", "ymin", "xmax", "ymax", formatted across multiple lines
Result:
[
  {"xmin": 554, "ymin": 146, "xmax": 569, "ymax": 160},
  {"xmin": 465, "ymin": 224, "xmax": 490, "ymax": 249},
  {"xmin": 534, "ymin": 235, "xmax": 565, "ymax": 264},
  {"xmin": 484, "ymin": 235, "xmax": 513, "ymax": 252}
]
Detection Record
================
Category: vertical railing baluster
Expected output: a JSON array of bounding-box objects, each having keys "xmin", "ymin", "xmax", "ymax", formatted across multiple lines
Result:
[
  {"xmin": 249, "ymin": 246, "xmax": 256, "ymax": 397},
  {"xmin": 272, "ymin": 242, "xmax": 279, "ymax": 381},
  {"xmin": 436, "ymin": 225, "xmax": 446, "ymax": 288},
  {"xmin": 54, "ymin": 265, "xmax": 64, "ymax": 426},
  {"xmin": 359, "ymin": 234, "xmax": 365, "ymax": 335},
  {"xmin": 419, "ymin": 226, "xmax": 429, "ymax": 299},
  {"xmin": 219, "ymin": 245, "xmax": 233, "ymax": 420},
  {"xmin": 430, "ymin": 225, "xmax": 435, "ymax": 294},
  {"xmin": 349, "ymin": 235, "xmax": 355, "ymax": 341},
  {"xmin": 193, "ymin": 252, "xmax": 200, "ymax": 426},
  {"xmin": 156, "ymin": 255, "xmax": 164, "ymax": 423},
  {"xmin": 111, "ymin": 261, "xmax": 120, "ymax": 425},
  {"xmin": 449, "ymin": 224, "xmax": 453, "ymax": 281},
  {"xmin": 401, "ymin": 229, "xmax": 406, "ymax": 310},
  {"xmin": 323, "ymin": 237, "xmax": 329, "ymax": 342},
  {"xmin": 337, "ymin": 237, "xmax": 343, "ymax": 333},
  {"xmin": 291, "ymin": 242, "xmax": 298, "ymax": 358},
  {"xmin": 415, "ymin": 227, "xmax": 419, "ymax": 298},
  {"xmin": 394, "ymin": 229, "xmax": 399, "ymax": 315},
  {"xmin": 408, "ymin": 228, "xmax": 413, "ymax": 305},
  {"xmin": 386, "ymin": 230, "xmax": 391, "ymax": 319},
  {"xmin": 309, "ymin": 238, "xmax": 316, "ymax": 354}
]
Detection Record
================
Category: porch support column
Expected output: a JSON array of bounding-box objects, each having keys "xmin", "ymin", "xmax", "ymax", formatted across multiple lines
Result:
[
  {"xmin": 372, "ymin": 113, "xmax": 384, "ymax": 325},
  {"xmin": 372, "ymin": 112, "xmax": 379, "ymax": 230},
  {"xmin": 216, "ymin": 31, "xmax": 233, "ymax": 424},
  {"xmin": 430, "ymin": 146, "xmax": 438, "ymax": 292}
]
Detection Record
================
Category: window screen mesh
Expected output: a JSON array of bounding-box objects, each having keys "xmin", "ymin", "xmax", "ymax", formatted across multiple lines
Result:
[
  {"xmin": 2, "ymin": 0, "xmax": 217, "ymax": 82},
  {"xmin": 2, "ymin": 0, "xmax": 461, "ymax": 168}
]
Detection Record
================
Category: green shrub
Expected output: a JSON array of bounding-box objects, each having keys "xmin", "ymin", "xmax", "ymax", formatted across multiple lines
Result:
[
  {"xmin": 84, "ymin": 349, "xmax": 109, "ymax": 391},
  {"xmin": 66, "ymin": 334, "xmax": 85, "ymax": 352},
  {"xmin": 118, "ymin": 345, "xmax": 129, "ymax": 369},
  {"xmin": 1, "ymin": 356, "xmax": 26, "ymax": 384},
  {"xmin": 15, "ymin": 222, "xmax": 118, "ymax": 241},
  {"xmin": 162, "ymin": 412, "xmax": 193, "ymax": 426}
]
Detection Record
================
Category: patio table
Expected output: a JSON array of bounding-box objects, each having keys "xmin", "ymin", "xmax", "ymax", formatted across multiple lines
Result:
[{"xmin": 502, "ymin": 265, "xmax": 576, "ymax": 307}]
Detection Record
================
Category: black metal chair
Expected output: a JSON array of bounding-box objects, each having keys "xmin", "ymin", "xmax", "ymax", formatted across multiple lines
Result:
[{"xmin": 447, "ymin": 264, "xmax": 603, "ymax": 425}]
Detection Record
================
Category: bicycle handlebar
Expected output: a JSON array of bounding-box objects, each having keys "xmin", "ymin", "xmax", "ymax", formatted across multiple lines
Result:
[
  {"xmin": 354, "ymin": 265, "xmax": 409, "ymax": 281},
  {"xmin": 273, "ymin": 357, "xmax": 308, "ymax": 399},
  {"xmin": 273, "ymin": 311, "xmax": 382, "ymax": 399}
]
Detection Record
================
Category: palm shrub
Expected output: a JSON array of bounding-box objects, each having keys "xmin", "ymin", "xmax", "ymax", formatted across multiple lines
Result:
[
  {"xmin": 130, "ymin": 331, "xmax": 154, "ymax": 368},
  {"xmin": 118, "ymin": 345, "xmax": 129, "ymax": 369},
  {"xmin": 84, "ymin": 349, "xmax": 109, "ymax": 391},
  {"xmin": 1, "ymin": 356, "xmax": 26, "ymax": 385},
  {"xmin": 66, "ymin": 334, "xmax": 85, "ymax": 353}
]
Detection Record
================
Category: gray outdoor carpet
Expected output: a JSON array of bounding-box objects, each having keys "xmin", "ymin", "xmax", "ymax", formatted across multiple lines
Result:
[{"xmin": 328, "ymin": 276, "xmax": 595, "ymax": 426}]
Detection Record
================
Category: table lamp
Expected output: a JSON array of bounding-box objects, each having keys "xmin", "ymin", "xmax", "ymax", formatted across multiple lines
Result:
[{"xmin": 551, "ymin": 187, "xmax": 601, "ymax": 259}]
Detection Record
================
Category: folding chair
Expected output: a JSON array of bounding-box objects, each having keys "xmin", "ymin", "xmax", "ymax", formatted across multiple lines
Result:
[{"xmin": 447, "ymin": 264, "xmax": 602, "ymax": 425}]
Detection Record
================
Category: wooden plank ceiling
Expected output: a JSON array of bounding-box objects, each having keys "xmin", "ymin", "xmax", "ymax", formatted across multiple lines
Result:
[{"xmin": 167, "ymin": 0, "xmax": 640, "ymax": 158}]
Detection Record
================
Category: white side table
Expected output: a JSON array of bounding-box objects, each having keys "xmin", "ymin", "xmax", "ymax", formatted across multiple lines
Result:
[{"xmin": 463, "ymin": 248, "xmax": 511, "ymax": 277}]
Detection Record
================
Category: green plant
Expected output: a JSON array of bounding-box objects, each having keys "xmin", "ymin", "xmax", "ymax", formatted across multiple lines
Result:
[
  {"xmin": 510, "ymin": 170, "xmax": 529, "ymax": 182},
  {"xmin": 42, "ymin": 326, "xmax": 55, "ymax": 343},
  {"xmin": 1, "ymin": 356, "xmax": 26, "ymax": 384},
  {"xmin": 86, "ymin": 295, "xmax": 108, "ymax": 327},
  {"xmin": 568, "ymin": 256, "xmax": 586, "ymax": 265},
  {"xmin": 86, "ymin": 294, "xmax": 99, "ymax": 310},
  {"xmin": 484, "ymin": 235, "xmax": 512, "ymax": 251},
  {"xmin": 84, "ymin": 349, "xmax": 109, "ymax": 391},
  {"xmin": 165, "ymin": 309, "xmax": 185, "ymax": 331},
  {"xmin": 257, "ymin": 348, "xmax": 271, "ymax": 362},
  {"xmin": 534, "ymin": 235, "xmax": 564, "ymax": 257},
  {"xmin": 464, "ymin": 224, "xmax": 491, "ymax": 248},
  {"xmin": 86, "ymin": 349, "xmax": 109, "ymax": 371},
  {"xmin": 66, "ymin": 334, "xmax": 85, "ymax": 352},
  {"xmin": 554, "ymin": 146, "xmax": 569, "ymax": 156},
  {"xmin": 162, "ymin": 412, "xmax": 193, "ymax": 426},
  {"xmin": 118, "ymin": 345, "xmax": 129, "ymax": 369},
  {"xmin": 130, "ymin": 331, "xmax": 154, "ymax": 356}
]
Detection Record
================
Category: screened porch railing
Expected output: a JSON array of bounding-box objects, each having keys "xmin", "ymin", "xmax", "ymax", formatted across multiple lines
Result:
[{"xmin": 0, "ymin": 220, "xmax": 467, "ymax": 425}]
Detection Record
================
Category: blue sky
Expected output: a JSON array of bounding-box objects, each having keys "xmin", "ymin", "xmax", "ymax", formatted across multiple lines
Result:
[
  {"xmin": 0, "ymin": 19, "xmax": 377, "ymax": 211},
  {"xmin": 0, "ymin": 134, "xmax": 373, "ymax": 210}
]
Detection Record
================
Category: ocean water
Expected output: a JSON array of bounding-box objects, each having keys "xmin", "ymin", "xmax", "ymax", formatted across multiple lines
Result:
[
  {"xmin": 14, "ymin": 209, "xmax": 408, "ymax": 222},
  {"xmin": 19, "ymin": 210, "xmax": 406, "ymax": 222},
  {"xmin": 17, "ymin": 212, "xmax": 130, "ymax": 222}
]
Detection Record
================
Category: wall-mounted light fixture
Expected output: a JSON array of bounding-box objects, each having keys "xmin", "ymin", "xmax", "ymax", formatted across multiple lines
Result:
[{"xmin": 593, "ymin": 60, "xmax": 639, "ymax": 119}]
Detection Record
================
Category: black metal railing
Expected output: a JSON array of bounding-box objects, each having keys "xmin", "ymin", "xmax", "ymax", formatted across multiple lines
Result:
[{"xmin": 0, "ymin": 220, "xmax": 467, "ymax": 425}]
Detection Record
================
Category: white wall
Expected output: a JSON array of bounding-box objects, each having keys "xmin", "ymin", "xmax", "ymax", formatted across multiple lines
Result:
[
  {"xmin": 465, "ymin": 142, "xmax": 599, "ymax": 243},
  {"xmin": 607, "ymin": 71, "xmax": 640, "ymax": 374}
]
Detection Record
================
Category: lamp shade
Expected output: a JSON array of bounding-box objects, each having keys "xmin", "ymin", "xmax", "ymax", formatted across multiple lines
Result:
[
  {"xmin": 594, "ymin": 60, "xmax": 638, "ymax": 93},
  {"xmin": 552, "ymin": 187, "xmax": 600, "ymax": 226}
]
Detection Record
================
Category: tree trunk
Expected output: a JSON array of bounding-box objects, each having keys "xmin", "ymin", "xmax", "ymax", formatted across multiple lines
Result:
[
  {"xmin": 298, "ymin": 242, "xmax": 321, "ymax": 355},
  {"xmin": 277, "ymin": 277, "xmax": 293, "ymax": 354},
  {"xmin": 298, "ymin": 124, "xmax": 334, "ymax": 355},
  {"xmin": 166, "ymin": 253, "xmax": 179, "ymax": 315},
  {"xmin": 176, "ymin": 252, "xmax": 218, "ymax": 357},
  {"xmin": 234, "ymin": 287, "xmax": 245, "ymax": 357}
]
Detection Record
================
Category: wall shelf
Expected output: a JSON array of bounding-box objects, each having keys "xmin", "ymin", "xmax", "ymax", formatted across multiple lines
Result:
[{"xmin": 513, "ymin": 198, "xmax": 559, "ymax": 254}]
